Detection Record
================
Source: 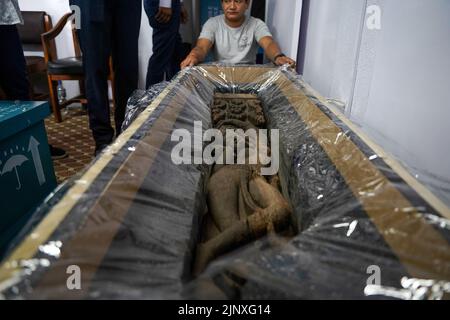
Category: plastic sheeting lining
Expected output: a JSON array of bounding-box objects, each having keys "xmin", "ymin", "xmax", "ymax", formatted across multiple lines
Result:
[{"xmin": 0, "ymin": 65, "xmax": 449, "ymax": 300}]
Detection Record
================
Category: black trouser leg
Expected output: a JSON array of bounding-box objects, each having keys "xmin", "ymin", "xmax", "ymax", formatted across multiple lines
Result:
[
  {"xmin": 0, "ymin": 25, "xmax": 30, "ymax": 100},
  {"xmin": 78, "ymin": 4, "xmax": 114, "ymax": 147},
  {"xmin": 78, "ymin": 0, "xmax": 141, "ymax": 146},
  {"xmin": 112, "ymin": 0, "xmax": 141, "ymax": 135},
  {"xmin": 168, "ymin": 32, "xmax": 183, "ymax": 81}
]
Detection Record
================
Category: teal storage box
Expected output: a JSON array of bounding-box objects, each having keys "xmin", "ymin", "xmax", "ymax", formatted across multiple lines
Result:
[{"xmin": 0, "ymin": 101, "xmax": 57, "ymax": 256}]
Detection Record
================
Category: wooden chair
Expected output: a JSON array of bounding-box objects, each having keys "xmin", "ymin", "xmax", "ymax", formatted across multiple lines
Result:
[
  {"xmin": 41, "ymin": 12, "xmax": 115, "ymax": 123},
  {"xmin": 16, "ymin": 11, "xmax": 53, "ymax": 101}
]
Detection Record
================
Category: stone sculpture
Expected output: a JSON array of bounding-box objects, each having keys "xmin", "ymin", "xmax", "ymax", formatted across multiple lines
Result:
[{"xmin": 194, "ymin": 93, "xmax": 295, "ymax": 275}]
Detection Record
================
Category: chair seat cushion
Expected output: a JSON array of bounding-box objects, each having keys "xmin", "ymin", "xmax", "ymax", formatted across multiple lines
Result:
[{"xmin": 48, "ymin": 57, "xmax": 83, "ymax": 75}]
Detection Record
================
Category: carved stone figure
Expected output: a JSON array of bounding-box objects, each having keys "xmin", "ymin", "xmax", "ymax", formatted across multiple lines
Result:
[{"xmin": 194, "ymin": 93, "xmax": 294, "ymax": 275}]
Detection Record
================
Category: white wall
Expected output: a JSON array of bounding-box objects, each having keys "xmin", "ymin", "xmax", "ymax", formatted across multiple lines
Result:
[
  {"xmin": 352, "ymin": 0, "xmax": 450, "ymax": 202},
  {"xmin": 301, "ymin": 0, "xmax": 450, "ymax": 205},
  {"xmin": 19, "ymin": 0, "xmax": 74, "ymax": 58},
  {"xmin": 18, "ymin": 0, "xmax": 153, "ymax": 92},
  {"xmin": 19, "ymin": 0, "xmax": 80, "ymax": 97},
  {"xmin": 18, "ymin": 0, "xmax": 195, "ymax": 90},
  {"xmin": 266, "ymin": 0, "xmax": 302, "ymax": 60},
  {"xmin": 302, "ymin": 0, "xmax": 365, "ymax": 108},
  {"xmin": 17, "ymin": 0, "xmax": 300, "ymax": 91}
]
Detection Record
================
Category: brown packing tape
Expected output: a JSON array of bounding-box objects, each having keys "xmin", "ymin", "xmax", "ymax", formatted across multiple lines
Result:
[
  {"xmin": 214, "ymin": 93, "xmax": 259, "ymax": 100},
  {"xmin": 0, "ymin": 75, "xmax": 183, "ymax": 291},
  {"xmin": 30, "ymin": 91, "xmax": 187, "ymax": 298},
  {"xmin": 302, "ymin": 80, "xmax": 450, "ymax": 221},
  {"xmin": 201, "ymin": 65, "xmax": 276, "ymax": 84},
  {"xmin": 0, "ymin": 66, "xmax": 449, "ymax": 297},
  {"xmin": 275, "ymin": 73, "xmax": 450, "ymax": 280}
]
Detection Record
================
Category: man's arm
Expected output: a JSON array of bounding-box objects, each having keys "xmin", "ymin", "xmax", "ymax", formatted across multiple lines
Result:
[
  {"xmin": 181, "ymin": 38, "xmax": 213, "ymax": 68},
  {"xmin": 258, "ymin": 36, "xmax": 296, "ymax": 67}
]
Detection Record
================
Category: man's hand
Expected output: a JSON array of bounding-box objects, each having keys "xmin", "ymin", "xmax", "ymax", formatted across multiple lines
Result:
[
  {"xmin": 181, "ymin": 54, "xmax": 199, "ymax": 69},
  {"xmin": 181, "ymin": 40, "xmax": 212, "ymax": 69},
  {"xmin": 258, "ymin": 36, "xmax": 297, "ymax": 69},
  {"xmin": 275, "ymin": 55, "xmax": 296, "ymax": 68},
  {"xmin": 181, "ymin": 5, "xmax": 189, "ymax": 24},
  {"xmin": 155, "ymin": 7, "xmax": 172, "ymax": 24}
]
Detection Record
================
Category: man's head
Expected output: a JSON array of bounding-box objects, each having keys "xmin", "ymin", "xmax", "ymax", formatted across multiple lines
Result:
[{"xmin": 221, "ymin": 0, "xmax": 250, "ymax": 24}]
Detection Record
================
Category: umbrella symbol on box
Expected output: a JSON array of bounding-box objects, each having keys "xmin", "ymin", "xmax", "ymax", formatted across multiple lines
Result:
[{"xmin": 1, "ymin": 154, "xmax": 29, "ymax": 190}]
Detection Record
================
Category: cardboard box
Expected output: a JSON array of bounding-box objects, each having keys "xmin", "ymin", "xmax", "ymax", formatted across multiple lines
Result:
[{"xmin": 0, "ymin": 101, "xmax": 57, "ymax": 256}]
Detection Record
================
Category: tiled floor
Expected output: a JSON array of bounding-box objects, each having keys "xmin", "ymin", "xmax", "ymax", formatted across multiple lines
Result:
[{"xmin": 44, "ymin": 106, "xmax": 95, "ymax": 184}]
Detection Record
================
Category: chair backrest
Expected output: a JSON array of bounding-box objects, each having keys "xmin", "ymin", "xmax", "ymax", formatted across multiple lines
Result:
[
  {"xmin": 17, "ymin": 11, "xmax": 53, "ymax": 52},
  {"xmin": 41, "ymin": 12, "xmax": 81, "ymax": 64}
]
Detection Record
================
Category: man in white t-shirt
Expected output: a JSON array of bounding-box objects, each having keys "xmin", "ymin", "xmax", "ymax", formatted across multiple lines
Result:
[{"xmin": 181, "ymin": 0, "xmax": 295, "ymax": 68}]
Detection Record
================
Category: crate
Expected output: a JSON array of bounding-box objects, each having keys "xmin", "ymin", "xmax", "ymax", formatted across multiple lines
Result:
[{"xmin": 0, "ymin": 101, "xmax": 57, "ymax": 256}]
